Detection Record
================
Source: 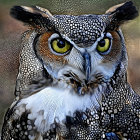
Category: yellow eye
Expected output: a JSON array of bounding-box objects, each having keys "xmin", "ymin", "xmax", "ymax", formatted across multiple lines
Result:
[
  {"xmin": 51, "ymin": 38, "xmax": 72, "ymax": 54},
  {"xmin": 97, "ymin": 38, "xmax": 111, "ymax": 53}
]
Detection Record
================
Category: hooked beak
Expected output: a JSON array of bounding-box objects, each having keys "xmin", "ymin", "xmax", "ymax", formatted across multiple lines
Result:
[
  {"xmin": 83, "ymin": 52, "xmax": 91, "ymax": 82},
  {"xmin": 62, "ymin": 52, "xmax": 92, "ymax": 95}
]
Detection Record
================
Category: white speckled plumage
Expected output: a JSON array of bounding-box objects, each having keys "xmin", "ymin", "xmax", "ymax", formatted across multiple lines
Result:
[
  {"xmin": 1, "ymin": 1, "xmax": 140, "ymax": 140},
  {"xmin": 16, "ymin": 83, "xmax": 104, "ymax": 133}
]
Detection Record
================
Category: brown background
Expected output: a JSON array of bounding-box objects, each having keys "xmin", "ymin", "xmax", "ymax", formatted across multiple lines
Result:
[{"xmin": 0, "ymin": 0, "xmax": 140, "ymax": 130}]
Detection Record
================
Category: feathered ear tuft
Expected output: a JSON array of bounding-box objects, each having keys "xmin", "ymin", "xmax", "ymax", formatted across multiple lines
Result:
[
  {"xmin": 105, "ymin": 1, "xmax": 139, "ymax": 30},
  {"xmin": 10, "ymin": 6, "xmax": 40, "ymax": 26},
  {"xmin": 113, "ymin": 1, "xmax": 138, "ymax": 21},
  {"xmin": 10, "ymin": 6, "xmax": 54, "ymax": 28}
]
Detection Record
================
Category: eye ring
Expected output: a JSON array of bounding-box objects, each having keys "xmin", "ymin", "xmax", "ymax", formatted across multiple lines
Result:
[
  {"xmin": 50, "ymin": 37, "xmax": 72, "ymax": 55},
  {"xmin": 96, "ymin": 37, "xmax": 112, "ymax": 55}
]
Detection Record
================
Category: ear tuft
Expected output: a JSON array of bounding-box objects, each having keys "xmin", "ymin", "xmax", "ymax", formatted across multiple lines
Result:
[
  {"xmin": 105, "ymin": 1, "xmax": 139, "ymax": 30},
  {"xmin": 10, "ymin": 6, "xmax": 54, "ymax": 28},
  {"xmin": 114, "ymin": 1, "xmax": 138, "ymax": 21},
  {"xmin": 10, "ymin": 6, "xmax": 42, "ymax": 26}
]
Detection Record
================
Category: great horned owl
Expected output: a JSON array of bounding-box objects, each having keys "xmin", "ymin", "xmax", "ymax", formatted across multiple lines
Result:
[{"xmin": 1, "ymin": 1, "xmax": 140, "ymax": 140}]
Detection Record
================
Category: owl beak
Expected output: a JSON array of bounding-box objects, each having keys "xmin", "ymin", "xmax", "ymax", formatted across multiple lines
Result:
[{"xmin": 83, "ymin": 52, "xmax": 91, "ymax": 82}]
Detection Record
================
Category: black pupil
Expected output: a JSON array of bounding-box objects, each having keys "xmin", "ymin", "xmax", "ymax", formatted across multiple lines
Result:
[
  {"xmin": 57, "ymin": 39, "xmax": 65, "ymax": 48},
  {"xmin": 98, "ymin": 39, "xmax": 105, "ymax": 47}
]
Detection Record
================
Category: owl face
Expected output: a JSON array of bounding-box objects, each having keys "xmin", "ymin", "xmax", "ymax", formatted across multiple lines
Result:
[
  {"xmin": 10, "ymin": 2, "xmax": 138, "ymax": 95},
  {"xmin": 35, "ymin": 28, "xmax": 122, "ymax": 95}
]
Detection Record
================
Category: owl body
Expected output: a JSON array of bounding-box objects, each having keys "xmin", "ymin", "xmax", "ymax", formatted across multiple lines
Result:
[{"xmin": 1, "ymin": 1, "xmax": 140, "ymax": 140}]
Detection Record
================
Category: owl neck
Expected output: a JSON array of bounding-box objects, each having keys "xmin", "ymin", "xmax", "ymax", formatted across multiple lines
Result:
[{"xmin": 105, "ymin": 61, "xmax": 128, "ymax": 97}]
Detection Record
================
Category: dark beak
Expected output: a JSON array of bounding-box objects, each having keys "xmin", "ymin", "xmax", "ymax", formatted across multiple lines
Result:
[{"xmin": 83, "ymin": 52, "xmax": 91, "ymax": 82}]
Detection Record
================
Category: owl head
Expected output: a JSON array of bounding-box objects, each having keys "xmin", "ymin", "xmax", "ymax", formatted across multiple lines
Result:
[{"xmin": 11, "ymin": 1, "xmax": 138, "ymax": 97}]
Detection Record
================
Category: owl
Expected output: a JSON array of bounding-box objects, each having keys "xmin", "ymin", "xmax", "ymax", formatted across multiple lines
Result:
[{"xmin": 1, "ymin": 1, "xmax": 140, "ymax": 140}]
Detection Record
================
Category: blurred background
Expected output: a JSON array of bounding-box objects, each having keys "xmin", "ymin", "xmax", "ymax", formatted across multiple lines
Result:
[{"xmin": 0, "ymin": 0, "xmax": 140, "ymax": 131}]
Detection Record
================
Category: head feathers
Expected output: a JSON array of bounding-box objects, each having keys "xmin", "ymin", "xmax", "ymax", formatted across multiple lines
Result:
[{"xmin": 105, "ymin": 1, "xmax": 139, "ymax": 30}]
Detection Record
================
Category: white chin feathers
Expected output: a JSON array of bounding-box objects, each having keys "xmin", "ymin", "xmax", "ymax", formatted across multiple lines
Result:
[{"xmin": 16, "ymin": 85, "xmax": 103, "ymax": 133}]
